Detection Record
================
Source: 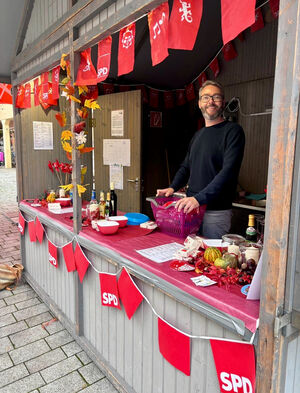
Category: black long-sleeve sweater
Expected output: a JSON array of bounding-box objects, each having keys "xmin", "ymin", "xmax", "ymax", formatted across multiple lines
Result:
[{"xmin": 170, "ymin": 121, "xmax": 245, "ymax": 210}]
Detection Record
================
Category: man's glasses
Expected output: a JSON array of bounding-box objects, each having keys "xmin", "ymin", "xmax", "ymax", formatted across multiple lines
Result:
[{"xmin": 200, "ymin": 94, "xmax": 224, "ymax": 103}]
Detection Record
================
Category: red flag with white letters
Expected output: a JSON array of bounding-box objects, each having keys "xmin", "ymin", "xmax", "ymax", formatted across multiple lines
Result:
[
  {"xmin": 168, "ymin": 0, "xmax": 203, "ymax": 50},
  {"xmin": 48, "ymin": 240, "xmax": 58, "ymax": 268},
  {"xmin": 15, "ymin": 85, "xmax": 25, "ymax": 108},
  {"xmin": 23, "ymin": 83, "xmax": 31, "ymax": 109},
  {"xmin": 99, "ymin": 273, "xmax": 121, "ymax": 309},
  {"xmin": 41, "ymin": 72, "xmax": 49, "ymax": 97},
  {"xmin": 33, "ymin": 78, "xmax": 40, "ymax": 106},
  {"xmin": 18, "ymin": 212, "xmax": 25, "ymax": 235},
  {"xmin": 0, "ymin": 83, "xmax": 12, "ymax": 104},
  {"xmin": 222, "ymin": 42, "xmax": 237, "ymax": 61},
  {"xmin": 75, "ymin": 48, "xmax": 98, "ymax": 86},
  {"xmin": 148, "ymin": 2, "xmax": 169, "ymax": 66},
  {"xmin": 269, "ymin": 0, "xmax": 280, "ymax": 19},
  {"xmin": 210, "ymin": 57, "xmax": 220, "ymax": 78},
  {"xmin": 118, "ymin": 23, "xmax": 136, "ymax": 76},
  {"xmin": 210, "ymin": 339, "xmax": 256, "ymax": 393},
  {"xmin": 97, "ymin": 36, "xmax": 112, "ymax": 83},
  {"xmin": 251, "ymin": 8, "xmax": 264, "ymax": 33},
  {"xmin": 52, "ymin": 66, "xmax": 60, "ymax": 99}
]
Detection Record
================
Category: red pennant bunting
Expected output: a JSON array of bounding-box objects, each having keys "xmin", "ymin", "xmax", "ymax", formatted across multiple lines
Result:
[
  {"xmin": 168, "ymin": 0, "xmax": 203, "ymax": 50},
  {"xmin": 52, "ymin": 66, "xmax": 60, "ymax": 99},
  {"xmin": 158, "ymin": 318, "xmax": 190, "ymax": 376},
  {"xmin": 210, "ymin": 339, "xmax": 256, "ymax": 393},
  {"xmin": 135, "ymin": 85, "xmax": 148, "ymax": 103},
  {"xmin": 28, "ymin": 221, "xmax": 36, "ymax": 242},
  {"xmin": 18, "ymin": 212, "xmax": 25, "ymax": 235},
  {"xmin": 102, "ymin": 83, "xmax": 114, "ymax": 95},
  {"xmin": 99, "ymin": 273, "xmax": 121, "ymax": 309},
  {"xmin": 118, "ymin": 22, "xmax": 136, "ymax": 76},
  {"xmin": 33, "ymin": 78, "xmax": 40, "ymax": 106},
  {"xmin": 251, "ymin": 9, "xmax": 264, "ymax": 33},
  {"xmin": 0, "ymin": 83, "xmax": 12, "ymax": 104},
  {"xmin": 119, "ymin": 85, "xmax": 130, "ymax": 92},
  {"xmin": 48, "ymin": 240, "xmax": 58, "ymax": 268},
  {"xmin": 176, "ymin": 89, "xmax": 186, "ymax": 106},
  {"xmin": 62, "ymin": 242, "xmax": 76, "ymax": 272},
  {"xmin": 80, "ymin": 85, "xmax": 98, "ymax": 106},
  {"xmin": 39, "ymin": 82, "xmax": 58, "ymax": 108},
  {"xmin": 23, "ymin": 83, "xmax": 31, "ymax": 109},
  {"xmin": 210, "ymin": 57, "xmax": 220, "ymax": 78},
  {"xmin": 117, "ymin": 268, "xmax": 144, "ymax": 319},
  {"xmin": 164, "ymin": 91, "xmax": 174, "ymax": 109},
  {"xmin": 41, "ymin": 72, "xmax": 49, "ymax": 97},
  {"xmin": 269, "ymin": 0, "xmax": 279, "ymax": 19},
  {"xmin": 221, "ymin": 0, "xmax": 256, "ymax": 44},
  {"xmin": 197, "ymin": 72, "xmax": 207, "ymax": 87},
  {"xmin": 148, "ymin": 2, "xmax": 169, "ymax": 66},
  {"xmin": 15, "ymin": 85, "xmax": 25, "ymax": 108},
  {"xmin": 149, "ymin": 88, "xmax": 159, "ymax": 108},
  {"xmin": 97, "ymin": 36, "xmax": 112, "ymax": 83},
  {"xmin": 75, "ymin": 48, "xmax": 98, "ymax": 86},
  {"xmin": 74, "ymin": 244, "xmax": 89, "ymax": 283},
  {"xmin": 35, "ymin": 217, "xmax": 44, "ymax": 244},
  {"xmin": 222, "ymin": 42, "xmax": 237, "ymax": 61},
  {"xmin": 238, "ymin": 32, "xmax": 245, "ymax": 42},
  {"xmin": 185, "ymin": 83, "xmax": 195, "ymax": 101}
]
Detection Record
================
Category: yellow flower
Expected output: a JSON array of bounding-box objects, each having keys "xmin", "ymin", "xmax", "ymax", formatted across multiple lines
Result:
[
  {"xmin": 60, "ymin": 184, "xmax": 74, "ymax": 191},
  {"xmin": 61, "ymin": 141, "xmax": 72, "ymax": 153},
  {"xmin": 69, "ymin": 95, "xmax": 81, "ymax": 103},
  {"xmin": 84, "ymin": 99, "xmax": 100, "ymax": 110},
  {"xmin": 61, "ymin": 130, "xmax": 72, "ymax": 141},
  {"xmin": 60, "ymin": 53, "xmax": 68, "ymax": 70},
  {"xmin": 77, "ymin": 184, "xmax": 87, "ymax": 197},
  {"xmin": 78, "ymin": 85, "xmax": 88, "ymax": 95}
]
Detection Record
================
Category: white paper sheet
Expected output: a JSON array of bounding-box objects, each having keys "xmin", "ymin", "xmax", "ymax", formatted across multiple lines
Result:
[
  {"xmin": 109, "ymin": 164, "xmax": 123, "ymax": 190},
  {"xmin": 111, "ymin": 109, "xmax": 124, "ymax": 136},
  {"xmin": 103, "ymin": 139, "xmax": 130, "ymax": 166},
  {"xmin": 33, "ymin": 121, "xmax": 53, "ymax": 150},
  {"xmin": 136, "ymin": 242, "xmax": 183, "ymax": 263},
  {"xmin": 247, "ymin": 251, "xmax": 263, "ymax": 300}
]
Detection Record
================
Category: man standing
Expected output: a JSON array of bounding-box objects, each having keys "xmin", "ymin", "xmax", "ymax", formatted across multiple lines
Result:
[{"xmin": 156, "ymin": 80, "xmax": 245, "ymax": 238}]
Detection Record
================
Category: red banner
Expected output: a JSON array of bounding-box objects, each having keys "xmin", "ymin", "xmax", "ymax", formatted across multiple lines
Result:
[
  {"xmin": 136, "ymin": 85, "xmax": 148, "ymax": 103},
  {"xmin": 102, "ymin": 83, "xmax": 114, "ymax": 95},
  {"xmin": 23, "ymin": 83, "xmax": 32, "ymax": 109},
  {"xmin": 164, "ymin": 91, "xmax": 174, "ymax": 109},
  {"xmin": 28, "ymin": 221, "xmax": 36, "ymax": 242},
  {"xmin": 148, "ymin": 2, "xmax": 169, "ymax": 66},
  {"xmin": 197, "ymin": 72, "xmax": 207, "ymax": 87},
  {"xmin": 149, "ymin": 88, "xmax": 159, "ymax": 108},
  {"xmin": 74, "ymin": 244, "xmax": 89, "ymax": 283},
  {"xmin": 15, "ymin": 85, "xmax": 25, "ymax": 108},
  {"xmin": 99, "ymin": 273, "xmax": 121, "ymax": 309},
  {"xmin": 117, "ymin": 268, "xmax": 144, "ymax": 319},
  {"xmin": 221, "ymin": 0, "xmax": 256, "ymax": 44},
  {"xmin": 222, "ymin": 42, "xmax": 238, "ymax": 61},
  {"xmin": 168, "ymin": 0, "xmax": 203, "ymax": 50},
  {"xmin": 75, "ymin": 48, "xmax": 98, "ymax": 86},
  {"xmin": 33, "ymin": 78, "xmax": 40, "ymax": 106},
  {"xmin": 118, "ymin": 23, "xmax": 136, "ymax": 76},
  {"xmin": 35, "ymin": 217, "xmax": 44, "ymax": 244},
  {"xmin": 210, "ymin": 57, "xmax": 220, "ymax": 78},
  {"xmin": 41, "ymin": 72, "xmax": 49, "ymax": 97},
  {"xmin": 176, "ymin": 89, "xmax": 186, "ymax": 106},
  {"xmin": 62, "ymin": 242, "xmax": 76, "ymax": 272},
  {"xmin": 251, "ymin": 9, "xmax": 264, "ymax": 33},
  {"xmin": 52, "ymin": 66, "xmax": 60, "ymax": 99},
  {"xmin": 18, "ymin": 213, "xmax": 25, "ymax": 235},
  {"xmin": 185, "ymin": 83, "xmax": 195, "ymax": 101},
  {"xmin": 0, "ymin": 83, "xmax": 12, "ymax": 104},
  {"xmin": 48, "ymin": 240, "xmax": 58, "ymax": 268},
  {"xmin": 97, "ymin": 36, "xmax": 112, "ymax": 83},
  {"xmin": 80, "ymin": 85, "xmax": 99, "ymax": 106},
  {"xmin": 210, "ymin": 339, "xmax": 256, "ymax": 393},
  {"xmin": 269, "ymin": 0, "xmax": 279, "ymax": 19},
  {"xmin": 39, "ymin": 82, "xmax": 58, "ymax": 109},
  {"xmin": 119, "ymin": 85, "xmax": 130, "ymax": 92}
]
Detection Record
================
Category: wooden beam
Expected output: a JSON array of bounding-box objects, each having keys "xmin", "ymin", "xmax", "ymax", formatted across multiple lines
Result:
[{"xmin": 14, "ymin": 0, "xmax": 34, "ymax": 56}]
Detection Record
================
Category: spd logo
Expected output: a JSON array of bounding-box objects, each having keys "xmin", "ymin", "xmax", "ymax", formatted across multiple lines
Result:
[{"xmin": 220, "ymin": 372, "xmax": 253, "ymax": 393}]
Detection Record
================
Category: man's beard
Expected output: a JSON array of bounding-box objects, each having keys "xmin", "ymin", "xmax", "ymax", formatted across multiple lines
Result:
[{"xmin": 200, "ymin": 105, "xmax": 224, "ymax": 120}]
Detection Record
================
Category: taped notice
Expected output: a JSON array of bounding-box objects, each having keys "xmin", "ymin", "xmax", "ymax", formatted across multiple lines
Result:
[{"xmin": 103, "ymin": 139, "xmax": 130, "ymax": 166}]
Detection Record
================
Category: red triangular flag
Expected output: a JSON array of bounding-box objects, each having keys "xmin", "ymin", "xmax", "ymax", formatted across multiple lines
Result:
[
  {"xmin": 210, "ymin": 57, "xmax": 220, "ymax": 78},
  {"xmin": 41, "ymin": 72, "xmax": 49, "ymax": 97},
  {"xmin": 168, "ymin": 0, "xmax": 203, "ymax": 50},
  {"xmin": 74, "ymin": 243, "xmax": 89, "ymax": 283},
  {"xmin": 119, "ymin": 85, "xmax": 130, "ymax": 92},
  {"xmin": 135, "ymin": 85, "xmax": 148, "ymax": 103},
  {"xmin": 33, "ymin": 78, "xmax": 40, "ymax": 106},
  {"xmin": 149, "ymin": 88, "xmax": 159, "ymax": 108},
  {"xmin": 35, "ymin": 217, "xmax": 44, "ymax": 244},
  {"xmin": 15, "ymin": 85, "xmax": 25, "ymax": 108},
  {"xmin": 23, "ymin": 83, "xmax": 31, "ymax": 108},
  {"xmin": 158, "ymin": 317, "xmax": 190, "ymax": 375},
  {"xmin": 164, "ymin": 91, "xmax": 174, "ymax": 109},
  {"xmin": 118, "ymin": 22, "xmax": 136, "ymax": 76},
  {"xmin": 62, "ymin": 242, "xmax": 76, "ymax": 272},
  {"xmin": 48, "ymin": 240, "xmax": 58, "ymax": 268},
  {"xmin": 52, "ymin": 65, "xmax": 60, "ymax": 99},
  {"xmin": 221, "ymin": 0, "xmax": 256, "ymax": 44},
  {"xmin": 176, "ymin": 89, "xmax": 186, "ymax": 106},
  {"xmin": 99, "ymin": 273, "xmax": 121, "ymax": 309},
  {"xmin": 75, "ymin": 48, "xmax": 98, "ymax": 85},
  {"xmin": 210, "ymin": 339, "xmax": 256, "ymax": 393},
  {"xmin": 148, "ymin": 2, "xmax": 169, "ymax": 66},
  {"xmin": 18, "ymin": 212, "xmax": 25, "ymax": 235},
  {"xmin": 185, "ymin": 83, "xmax": 195, "ymax": 101},
  {"xmin": 0, "ymin": 83, "xmax": 12, "ymax": 104},
  {"xmin": 80, "ymin": 85, "xmax": 98, "ymax": 106},
  {"xmin": 238, "ymin": 32, "xmax": 245, "ymax": 42},
  {"xmin": 269, "ymin": 0, "xmax": 279, "ymax": 19},
  {"xmin": 28, "ymin": 221, "xmax": 36, "ymax": 242},
  {"xmin": 97, "ymin": 36, "xmax": 112, "ymax": 83},
  {"xmin": 117, "ymin": 268, "xmax": 144, "ymax": 319},
  {"xmin": 102, "ymin": 83, "xmax": 114, "ymax": 95},
  {"xmin": 39, "ymin": 82, "xmax": 58, "ymax": 108},
  {"xmin": 222, "ymin": 42, "xmax": 238, "ymax": 61},
  {"xmin": 197, "ymin": 72, "xmax": 207, "ymax": 87},
  {"xmin": 251, "ymin": 9, "xmax": 264, "ymax": 33}
]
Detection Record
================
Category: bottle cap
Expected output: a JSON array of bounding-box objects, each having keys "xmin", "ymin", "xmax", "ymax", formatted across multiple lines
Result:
[{"xmin": 110, "ymin": 182, "xmax": 114, "ymax": 190}]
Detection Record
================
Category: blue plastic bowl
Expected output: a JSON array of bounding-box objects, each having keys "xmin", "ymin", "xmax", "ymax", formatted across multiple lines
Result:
[{"xmin": 125, "ymin": 212, "xmax": 149, "ymax": 226}]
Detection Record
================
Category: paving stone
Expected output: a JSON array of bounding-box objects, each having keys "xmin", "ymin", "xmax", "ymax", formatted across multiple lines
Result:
[
  {"xmin": 0, "ymin": 321, "xmax": 27, "ymax": 339},
  {"xmin": 45, "ymin": 329, "xmax": 73, "ymax": 349},
  {"xmin": 0, "ymin": 304, "xmax": 16, "ymax": 317},
  {"xmin": 0, "ymin": 372, "xmax": 45, "ymax": 393},
  {"xmin": 78, "ymin": 362, "xmax": 105, "ymax": 384},
  {"xmin": 13, "ymin": 303, "xmax": 49, "ymax": 321},
  {"xmin": 9, "ymin": 338, "xmax": 50, "ymax": 365},
  {"xmin": 5, "ymin": 290, "xmax": 37, "ymax": 306},
  {"xmin": 80, "ymin": 378, "xmax": 118, "ymax": 393},
  {"xmin": 77, "ymin": 351, "xmax": 92, "ymax": 365},
  {"xmin": 0, "ymin": 313, "xmax": 15, "ymax": 328},
  {"xmin": 40, "ymin": 355, "xmax": 82, "ymax": 383},
  {"xmin": 10, "ymin": 325, "xmax": 49, "ymax": 348},
  {"xmin": 15, "ymin": 297, "xmax": 40, "ymax": 310},
  {"xmin": 0, "ymin": 300, "xmax": 5, "ymax": 309},
  {"xmin": 26, "ymin": 311, "xmax": 53, "ymax": 327},
  {"xmin": 25, "ymin": 348, "xmax": 67, "ymax": 374},
  {"xmin": 61, "ymin": 341, "xmax": 82, "ymax": 357},
  {"xmin": 0, "ymin": 291, "xmax": 12, "ymax": 300},
  {"xmin": 11, "ymin": 284, "xmax": 32, "ymax": 295},
  {"xmin": 44, "ymin": 320, "xmax": 64, "ymax": 335},
  {"xmin": 0, "ymin": 363, "xmax": 28, "ymax": 388},
  {"xmin": 0, "ymin": 337, "xmax": 13, "ymax": 355},
  {"xmin": 39, "ymin": 370, "xmax": 87, "ymax": 393},
  {"xmin": 0, "ymin": 353, "xmax": 13, "ymax": 372}
]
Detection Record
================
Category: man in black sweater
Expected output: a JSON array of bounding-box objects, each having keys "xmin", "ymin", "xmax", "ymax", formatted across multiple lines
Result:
[{"xmin": 156, "ymin": 80, "xmax": 245, "ymax": 238}]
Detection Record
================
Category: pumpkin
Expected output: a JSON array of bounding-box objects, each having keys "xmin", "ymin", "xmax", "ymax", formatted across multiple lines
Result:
[{"xmin": 204, "ymin": 247, "xmax": 222, "ymax": 263}]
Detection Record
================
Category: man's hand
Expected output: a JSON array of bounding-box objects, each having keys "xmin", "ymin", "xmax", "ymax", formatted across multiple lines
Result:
[
  {"xmin": 156, "ymin": 187, "xmax": 174, "ymax": 197},
  {"xmin": 175, "ymin": 197, "xmax": 199, "ymax": 214}
]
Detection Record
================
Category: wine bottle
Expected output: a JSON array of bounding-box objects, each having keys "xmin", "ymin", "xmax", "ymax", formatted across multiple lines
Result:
[
  {"xmin": 110, "ymin": 182, "xmax": 118, "ymax": 216},
  {"xmin": 105, "ymin": 192, "xmax": 112, "ymax": 218},
  {"xmin": 245, "ymin": 214, "xmax": 257, "ymax": 242},
  {"xmin": 99, "ymin": 191, "xmax": 105, "ymax": 219},
  {"xmin": 88, "ymin": 189, "xmax": 99, "ymax": 222}
]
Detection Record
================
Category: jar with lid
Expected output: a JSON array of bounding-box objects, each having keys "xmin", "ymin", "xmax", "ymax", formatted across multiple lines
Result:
[
  {"xmin": 240, "ymin": 243, "xmax": 262, "ymax": 265},
  {"xmin": 222, "ymin": 234, "xmax": 246, "ymax": 263}
]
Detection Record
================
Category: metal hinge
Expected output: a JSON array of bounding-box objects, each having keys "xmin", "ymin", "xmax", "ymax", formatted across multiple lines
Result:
[{"xmin": 274, "ymin": 311, "xmax": 292, "ymax": 337}]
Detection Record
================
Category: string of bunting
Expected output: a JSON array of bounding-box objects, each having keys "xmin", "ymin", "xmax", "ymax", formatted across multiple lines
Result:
[{"xmin": 19, "ymin": 209, "xmax": 258, "ymax": 388}]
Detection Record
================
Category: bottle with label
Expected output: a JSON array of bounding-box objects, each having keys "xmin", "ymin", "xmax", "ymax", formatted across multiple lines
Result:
[
  {"xmin": 245, "ymin": 214, "xmax": 257, "ymax": 242},
  {"xmin": 99, "ymin": 191, "xmax": 105, "ymax": 219},
  {"xmin": 87, "ymin": 189, "xmax": 99, "ymax": 222},
  {"xmin": 110, "ymin": 182, "xmax": 118, "ymax": 216},
  {"xmin": 105, "ymin": 192, "xmax": 112, "ymax": 218}
]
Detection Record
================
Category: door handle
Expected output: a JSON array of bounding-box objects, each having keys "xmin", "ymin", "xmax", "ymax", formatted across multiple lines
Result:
[{"xmin": 127, "ymin": 178, "xmax": 139, "ymax": 183}]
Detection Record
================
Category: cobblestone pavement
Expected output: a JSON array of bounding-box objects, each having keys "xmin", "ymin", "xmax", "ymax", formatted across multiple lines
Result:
[{"xmin": 0, "ymin": 169, "xmax": 119, "ymax": 393}]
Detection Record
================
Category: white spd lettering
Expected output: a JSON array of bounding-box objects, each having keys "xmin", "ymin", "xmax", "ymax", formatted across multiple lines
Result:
[
  {"xmin": 220, "ymin": 372, "xmax": 253, "ymax": 393},
  {"xmin": 97, "ymin": 67, "xmax": 108, "ymax": 77},
  {"xmin": 49, "ymin": 253, "xmax": 57, "ymax": 266},
  {"xmin": 18, "ymin": 223, "xmax": 23, "ymax": 232},
  {"xmin": 102, "ymin": 292, "xmax": 118, "ymax": 306}
]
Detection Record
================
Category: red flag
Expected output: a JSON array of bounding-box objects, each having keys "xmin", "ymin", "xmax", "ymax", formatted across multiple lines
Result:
[
  {"xmin": 136, "ymin": 85, "xmax": 148, "ymax": 103},
  {"xmin": 222, "ymin": 42, "xmax": 237, "ymax": 61},
  {"xmin": 269, "ymin": 0, "xmax": 279, "ymax": 19},
  {"xmin": 149, "ymin": 88, "xmax": 159, "ymax": 108},
  {"xmin": 117, "ymin": 268, "xmax": 144, "ymax": 319},
  {"xmin": 158, "ymin": 318, "xmax": 190, "ymax": 375},
  {"xmin": 39, "ymin": 82, "xmax": 58, "ymax": 108},
  {"xmin": 102, "ymin": 83, "xmax": 114, "ymax": 95},
  {"xmin": 118, "ymin": 23, "xmax": 136, "ymax": 76},
  {"xmin": 221, "ymin": 0, "xmax": 256, "ymax": 44},
  {"xmin": 99, "ymin": 273, "xmax": 121, "ymax": 309},
  {"xmin": 28, "ymin": 221, "xmax": 36, "ymax": 242},
  {"xmin": 23, "ymin": 83, "xmax": 31, "ymax": 109},
  {"xmin": 238, "ymin": 32, "xmax": 245, "ymax": 42},
  {"xmin": 210, "ymin": 339, "xmax": 256, "ymax": 393},
  {"xmin": 119, "ymin": 85, "xmax": 130, "ymax": 92},
  {"xmin": 52, "ymin": 66, "xmax": 60, "ymax": 99},
  {"xmin": 80, "ymin": 85, "xmax": 98, "ymax": 106},
  {"xmin": 48, "ymin": 240, "xmax": 58, "ymax": 268},
  {"xmin": 185, "ymin": 83, "xmax": 195, "ymax": 101},
  {"xmin": 41, "ymin": 72, "xmax": 49, "ymax": 97},
  {"xmin": 35, "ymin": 217, "xmax": 44, "ymax": 244},
  {"xmin": 176, "ymin": 89, "xmax": 186, "ymax": 106},
  {"xmin": 15, "ymin": 85, "xmax": 25, "ymax": 108},
  {"xmin": 210, "ymin": 57, "xmax": 220, "ymax": 78},
  {"xmin": 97, "ymin": 36, "xmax": 112, "ymax": 83},
  {"xmin": 251, "ymin": 9, "xmax": 264, "ymax": 33},
  {"xmin": 75, "ymin": 48, "xmax": 98, "ymax": 86},
  {"xmin": 148, "ymin": 2, "xmax": 169, "ymax": 66},
  {"xmin": 197, "ymin": 72, "xmax": 207, "ymax": 87},
  {"xmin": 168, "ymin": 0, "xmax": 203, "ymax": 50},
  {"xmin": 164, "ymin": 91, "xmax": 174, "ymax": 109},
  {"xmin": 18, "ymin": 212, "xmax": 25, "ymax": 235},
  {"xmin": 0, "ymin": 83, "xmax": 12, "ymax": 104},
  {"xmin": 74, "ymin": 243, "xmax": 89, "ymax": 283},
  {"xmin": 62, "ymin": 242, "xmax": 76, "ymax": 272},
  {"xmin": 33, "ymin": 79, "xmax": 40, "ymax": 106}
]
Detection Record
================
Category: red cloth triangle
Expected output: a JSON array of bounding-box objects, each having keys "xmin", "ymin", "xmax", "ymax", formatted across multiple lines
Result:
[
  {"xmin": 62, "ymin": 242, "xmax": 76, "ymax": 272},
  {"xmin": 99, "ymin": 273, "xmax": 121, "ymax": 309},
  {"xmin": 28, "ymin": 221, "xmax": 36, "ymax": 242},
  {"xmin": 15, "ymin": 85, "xmax": 25, "ymax": 108},
  {"xmin": 74, "ymin": 243, "xmax": 89, "ymax": 283},
  {"xmin": 52, "ymin": 66, "xmax": 60, "ymax": 99},
  {"xmin": 33, "ymin": 78, "xmax": 40, "ymax": 107},
  {"xmin": 35, "ymin": 217, "xmax": 44, "ymax": 244},
  {"xmin": 48, "ymin": 240, "xmax": 58, "ymax": 268},
  {"xmin": 118, "ymin": 23, "xmax": 136, "ymax": 76},
  {"xmin": 0, "ymin": 83, "xmax": 12, "ymax": 104},
  {"xmin": 148, "ymin": 2, "xmax": 169, "ymax": 66},
  {"xmin": 118, "ymin": 268, "xmax": 143, "ymax": 319},
  {"xmin": 97, "ymin": 36, "xmax": 112, "ymax": 83},
  {"xmin": 222, "ymin": 42, "xmax": 238, "ymax": 62},
  {"xmin": 75, "ymin": 48, "xmax": 98, "ymax": 86},
  {"xmin": 18, "ymin": 212, "xmax": 25, "ymax": 235}
]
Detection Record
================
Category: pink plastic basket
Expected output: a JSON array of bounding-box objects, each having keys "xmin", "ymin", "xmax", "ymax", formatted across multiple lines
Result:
[{"xmin": 147, "ymin": 196, "xmax": 206, "ymax": 237}]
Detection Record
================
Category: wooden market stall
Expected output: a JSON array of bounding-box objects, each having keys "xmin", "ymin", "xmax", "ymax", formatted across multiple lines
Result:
[{"xmin": 11, "ymin": 1, "xmax": 300, "ymax": 392}]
